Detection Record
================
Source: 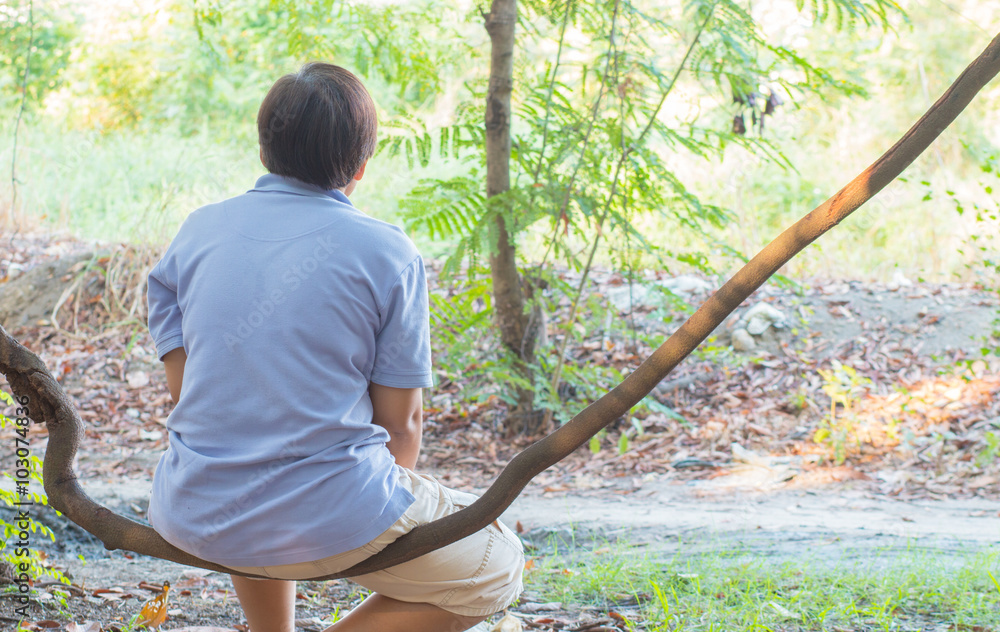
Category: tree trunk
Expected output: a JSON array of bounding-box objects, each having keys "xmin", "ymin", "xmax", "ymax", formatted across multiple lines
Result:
[
  {"xmin": 1, "ymin": 30, "xmax": 997, "ymax": 583},
  {"xmin": 484, "ymin": 0, "xmax": 541, "ymax": 434}
]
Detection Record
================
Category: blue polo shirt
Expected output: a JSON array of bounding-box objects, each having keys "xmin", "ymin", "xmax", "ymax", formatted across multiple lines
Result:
[{"xmin": 146, "ymin": 174, "xmax": 433, "ymax": 567}]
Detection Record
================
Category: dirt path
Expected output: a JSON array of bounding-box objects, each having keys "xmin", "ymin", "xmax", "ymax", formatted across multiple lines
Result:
[
  {"xmin": 33, "ymin": 468, "xmax": 1000, "ymax": 589},
  {"xmin": 507, "ymin": 480, "xmax": 1000, "ymax": 566}
]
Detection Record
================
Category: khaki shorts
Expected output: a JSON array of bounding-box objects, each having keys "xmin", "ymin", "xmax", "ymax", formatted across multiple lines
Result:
[{"xmin": 225, "ymin": 468, "xmax": 524, "ymax": 617}]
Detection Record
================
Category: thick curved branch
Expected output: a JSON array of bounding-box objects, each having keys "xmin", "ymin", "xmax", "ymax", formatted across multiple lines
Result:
[{"xmin": 1, "ymin": 31, "xmax": 998, "ymax": 581}]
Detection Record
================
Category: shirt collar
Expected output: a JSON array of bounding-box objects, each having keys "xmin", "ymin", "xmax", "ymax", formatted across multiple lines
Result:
[{"xmin": 251, "ymin": 173, "xmax": 354, "ymax": 206}]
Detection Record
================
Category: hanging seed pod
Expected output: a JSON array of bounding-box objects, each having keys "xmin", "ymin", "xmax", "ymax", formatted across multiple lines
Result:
[{"xmin": 732, "ymin": 113, "xmax": 746, "ymax": 135}]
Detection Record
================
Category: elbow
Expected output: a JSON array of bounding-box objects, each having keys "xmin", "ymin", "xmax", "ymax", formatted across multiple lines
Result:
[{"xmin": 402, "ymin": 410, "xmax": 422, "ymax": 437}]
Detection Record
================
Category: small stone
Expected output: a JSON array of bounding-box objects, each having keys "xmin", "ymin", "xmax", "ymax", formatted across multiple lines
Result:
[
  {"xmin": 604, "ymin": 284, "xmax": 650, "ymax": 311},
  {"xmin": 139, "ymin": 429, "xmax": 163, "ymax": 441},
  {"xmin": 731, "ymin": 328, "xmax": 756, "ymax": 351},
  {"xmin": 732, "ymin": 442, "xmax": 767, "ymax": 466},
  {"xmin": 660, "ymin": 275, "xmax": 713, "ymax": 295},
  {"xmin": 888, "ymin": 270, "xmax": 913, "ymax": 290},
  {"xmin": 745, "ymin": 315, "xmax": 772, "ymax": 335},
  {"xmin": 126, "ymin": 370, "xmax": 150, "ymax": 388},
  {"xmin": 741, "ymin": 303, "xmax": 786, "ymax": 334}
]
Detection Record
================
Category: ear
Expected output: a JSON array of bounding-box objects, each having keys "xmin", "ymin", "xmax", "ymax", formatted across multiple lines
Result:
[{"xmin": 353, "ymin": 160, "xmax": 368, "ymax": 181}]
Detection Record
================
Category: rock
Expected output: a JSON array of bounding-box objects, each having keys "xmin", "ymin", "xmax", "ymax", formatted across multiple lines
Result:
[
  {"xmin": 888, "ymin": 270, "xmax": 913, "ymax": 290},
  {"xmin": 490, "ymin": 613, "xmax": 524, "ymax": 632},
  {"xmin": 139, "ymin": 429, "xmax": 163, "ymax": 441},
  {"xmin": 660, "ymin": 275, "xmax": 713, "ymax": 296},
  {"xmin": 126, "ymin": 370, "xmax": 150, "ymax": 388},
  {"xmin": 605, "ymin": 284, "xmax": 649, "ymax": 312},
  {"xmin": 731, "ymin": 442, "xmax": 768, "ymax": 467},
  {"xmin": 741, "ymin": 302, "xmax": 787, "ymax": 335},
  {"xmin": 604, "ymin": 275, "xmax": 712, "ymax": 312},
  {"xmin": 731, "ymin": 328, "xmax": 756, "ymax": 351}
]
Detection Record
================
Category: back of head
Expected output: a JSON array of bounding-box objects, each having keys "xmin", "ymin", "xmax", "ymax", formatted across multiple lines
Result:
[{"xmin": 257, "ymin": 63, "xmax": 378, "ymax": 191}]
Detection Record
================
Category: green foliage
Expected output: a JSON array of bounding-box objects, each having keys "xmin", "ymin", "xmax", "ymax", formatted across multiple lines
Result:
[
  {"xmin": 1, "ymin": 123, "xmax": 263, "ymax": 242},
  {"xmin": 794, "ymin": 0, "xmax": 900, "ymax": 30},
  {"xmin": 0, "ymin": 1, "xmax": 78, "ymax": 110},
  {"xmin": 962, "ymin": 148, "xmax": 1000, "ymax": 349},
  {"xmin": 0, "ymin": 390, "xmax": 67, "ymax": 585},
  {"xmin": 3, "ymin": 0, "xmax": 469, "ymax": 134},
  {"xmin": 709, "ymin": 1, "xmax": 996, "ymax": 282},
  {"xmin": 813, "ymin": 361, "xmax": 871, "ymax": 464},
  {"xmin": 425, "ymin": 274, "xmax": 532, "ymax": 406},
  {"xmin": 392, "ymin": 0, "xmax": 904, "ymax": 411},
  {"xmin": 427, "ymin": 274, "xmax": 495, "ymax": 397},
  {"xmin": 977, "ymin": 431, "xmax": 1000, "ymax": 468},
  {"xmin": 400, "ymin": 173, "xmax": 490, "ymax": 276},
  {"xmin": 180, "ymin": 0, "xmax": 465, "ymax": 121}
]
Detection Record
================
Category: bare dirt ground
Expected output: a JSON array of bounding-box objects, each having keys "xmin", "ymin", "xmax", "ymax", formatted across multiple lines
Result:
[{"xmin": 1, "ymin": 233, "xmax": 998, "ymax": 630}]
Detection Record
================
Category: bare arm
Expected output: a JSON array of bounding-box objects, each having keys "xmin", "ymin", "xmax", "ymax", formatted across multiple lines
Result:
[
  {"xmin": 162, "ymin": 347, "xmax": 187, "ymax": 405},
  {"xmin": 369, "ymin": 384, "xmax": 423, "ymax": 470}
]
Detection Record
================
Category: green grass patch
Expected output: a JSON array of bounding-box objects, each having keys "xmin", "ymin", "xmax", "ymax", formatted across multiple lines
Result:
[
  {"xmin": 2, "ymin": 119, "xmax": 461, "ymax": 254},
  {"xmin": 525, "ymin": 540, "xmax": 1000, "ymax": 631}
]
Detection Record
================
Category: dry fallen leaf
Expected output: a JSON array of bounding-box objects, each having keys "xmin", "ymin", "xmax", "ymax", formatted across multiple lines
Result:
[
  {"xmin": 65, "ymin": 623, "xmax": 102, "ymax": 632},
  {"xmin": 135, "ymin": 581, "xmax": 171, "ymax": 629}
]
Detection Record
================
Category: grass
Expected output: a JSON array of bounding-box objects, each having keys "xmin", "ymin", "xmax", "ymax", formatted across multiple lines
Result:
[
  {"xmin": 1, "ymin": 121, "xmax": 260, "ymax": 244},
  {"xmin": 0, "ymin": 118, "xmax": 463, "ymax": 257},
  {"xmin": 523, "ymin": 538, "xmax": 1000, "ymax": 631}
]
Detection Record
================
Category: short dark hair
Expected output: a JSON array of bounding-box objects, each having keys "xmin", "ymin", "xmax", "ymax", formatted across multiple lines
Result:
[{"xmin": 257, "ymin": 63, "xmax": 378, "ymax": 190}]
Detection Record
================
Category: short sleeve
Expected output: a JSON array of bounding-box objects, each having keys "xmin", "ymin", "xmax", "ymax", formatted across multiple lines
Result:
[
  {"xmin": 370, "ymin": 257, "xmax": 433, "ymax": 388},
  {"xmin": 147, "ymin": 259, "xmax": 185, "ymax": 360}
]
